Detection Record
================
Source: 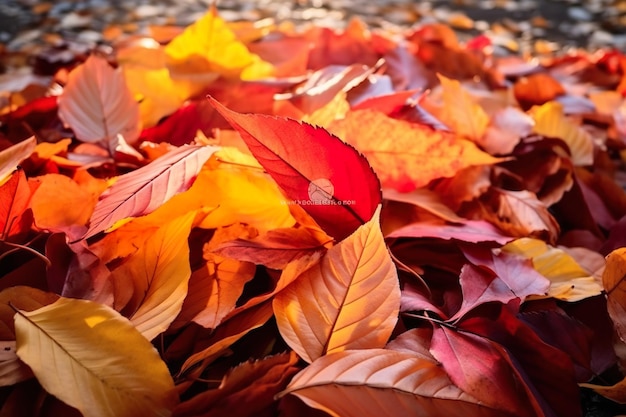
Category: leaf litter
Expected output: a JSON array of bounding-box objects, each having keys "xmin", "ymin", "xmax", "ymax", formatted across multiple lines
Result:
[{"xmin": 1, "ymin": 1, "xmax": 626, "ymax": 416}]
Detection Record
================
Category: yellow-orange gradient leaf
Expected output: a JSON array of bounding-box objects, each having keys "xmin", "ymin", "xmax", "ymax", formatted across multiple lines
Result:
[
  {"xmin": 329, "ymin": 109, "xmax": 500, "ymax": 192},
  {"xmin": 110, "ymin": 211, "xmax": 195, "ymax": 341},
  {"xmin": 273, "ymin": 206, "xmax": 400, "ymax": 363},
  {"xmin": 164, "ymin": 10, "xmax": 273, "ymax": 81}
]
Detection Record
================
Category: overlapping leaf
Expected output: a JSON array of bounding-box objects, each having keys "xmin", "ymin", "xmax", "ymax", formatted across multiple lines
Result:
[
  {"xmin": 83, "ymin": 144, "xmax": 217, "ymax": 239},
  {"xmin": 273, "ymin": 207, "xmax": 400, "ymax": 363},
  {"xmin": 210, "ymin": 97, "xmax": 381, "ymax": 242},
  {"xmin": 14, "ymin": 297, "xmax": 178, "ymax": 417}
]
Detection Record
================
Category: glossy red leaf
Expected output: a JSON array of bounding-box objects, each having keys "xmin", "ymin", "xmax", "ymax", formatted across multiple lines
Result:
[
  {"xmin": 0, "ymin": 169, "xmax": 33, "ymax": 241},
  {"xmin": 83, "ymin": 144, "xmax": 217, "ymax": 239},
  {"xmin": 209, "ymin": 97, "xmax": 381, "ymax": 242}
]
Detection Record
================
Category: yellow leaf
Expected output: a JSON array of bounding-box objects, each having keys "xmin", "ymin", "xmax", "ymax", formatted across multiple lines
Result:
[
  {"xmin": 531, "ymin": 101, "xmax": 593, "ymax": 166},
  {"xmin": 109, "ymin": 211, "xmax": 194, "ymax": 341},
  {"xmin": 435, "ymin": 74, "xmax": 490, "ymax": 142},
  {"xmin": 14, "ymin": 297, "xmax": 178, "ymax": 417},
  {"xmin": 273, "ymin": 206, "xmax": 400, "ymax": 363},
  {"xmin": 196, "ymin": 163, "xmax": 296, "ymax": 233},
  {"xmin": 123, "ymin": 66, "xmax": 187, "ymax": 128},
  {"xmin": 164, "ymin": 10, "xmax": 273, "ymax": 81},
  {"xmin": 501, "ymin": 238, "xmax": 603, "ymax": 302}
]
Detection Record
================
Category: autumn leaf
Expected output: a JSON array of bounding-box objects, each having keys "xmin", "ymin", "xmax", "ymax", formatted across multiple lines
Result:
[
  {"xmin": 433, "ymin": 74, "xmax": 490, "ymax": 142},
  {"xmin": 173, "ymin": 352, "xmax": 299, "ymax": 417},
  {"xmin": 602, "ymin": 248, "xmax": 626, "ymax": 344},
  {"xmin": 164, "ymin": 9, "xmax": 272, "ymax": 81},
  {"xmin": 58, "ymin": 55, "xmax": 141, "ymax": 147},
  {"xmin": 280, "ymin": 349, "xmax": 519, "ymax": 417},
  {"xmin": 30, "ymin": 173, "xmax": 101, "ymax": 236},
  {"xmin": 329, "ymin": 109, "xmax": 500, "ymax": 192},
  {"xmin": 83, "ymin": 144, "xmax": 217, "ymax": 239},
  {"xmin": 0, "ymin": 136, "xmax": 36, "ymax": 184},
  {"xmin": 502, "ymin": 238, "xmax": 604, "ymax": 302},
  {"xmin": 0, "ymin": 168, "xmax": 33, "ymax": 241},
  {"xmin": 14, "ymin": 297, "xmax": 178, "ymax": 417},
  {"xmin": 273, "ymin": 206, "xmax": 400, "ymax": 363},
  {"xmin": 212, "ymin": 227, "xmax": 328, "ymax": 270},
  {"xmin": 531, "ymin": 101, "xmax": 594, "ymax": 166},
  {"xmin": 210, "ymin": 97, "xmax": 381, "ymax": 242},
  {"xmin": 110, "ymin": 211, "xmax": 195, "ymax": 340},
  {"xmin": 387, "ymin": 219, "xmax": 515, "ymax": 244}
]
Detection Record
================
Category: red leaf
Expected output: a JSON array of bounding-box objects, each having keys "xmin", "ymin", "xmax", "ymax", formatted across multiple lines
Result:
[
  {"xmin": 83, "ymin": 144, "xmax": 217, "ymax": 240},
  {"xmin": 0, "ymin": 168, "xmax": 33, "ymax": 241},
  {"xmin": 387, "ymin": 219, "xmax": 514, "ymax": 244},
  {"xmin": 209, "ymin": 97, "xmax": 381, "ymax": 242},
  {"xmin": 430, "ymin": 326, "xmax": 536, "ymax": 417}
]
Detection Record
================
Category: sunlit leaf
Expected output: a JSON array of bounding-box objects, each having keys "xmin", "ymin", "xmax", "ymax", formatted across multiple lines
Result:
[
  {"xmin": 210, "ymin": 97, "xmax": 381, "ymax": 242},
  {"xmin": 83, "ymin": 144, "xmax": 217, "ymax": 239},
  {"xmin": 0, "ymin": 168, "xmax": 32, "ymax": 240},
  {"xmin": 281, "ymin": 349, "xmax": 519, "ymax": 417},
  {"xmin": 58, "ymin": 55, "xmax": 141, "ymax": 147},
  {"xmin": 110, "ymin": 211, "xmax": 195, "ymax": 340},
  {"xmin": 273, "ymin": 206, "xmax": 400, "ymax": 363},
  {"xmin": 14, "ymin": 297, "xmax": 178, "ymax": 417},
  {"xmin": 502, "ymin": 238, "xmax": 603, "ymax": 302},
  {"xmin": 329, "ymin": 109, "xmax": 500, "ymax": 192},
  {"xmin": 0, "ymin": 137, "xmax": 36, "ymax": 184}
]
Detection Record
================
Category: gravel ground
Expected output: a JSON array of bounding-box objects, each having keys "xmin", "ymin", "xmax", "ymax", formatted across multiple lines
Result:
[{"xmin": 0, "ymin": 0, "xmax": 625, "ymax": 53}]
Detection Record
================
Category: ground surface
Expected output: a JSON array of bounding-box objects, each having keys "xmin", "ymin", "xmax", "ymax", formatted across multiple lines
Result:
[{"xmin": 0, "ymin": 0, "xmax": 625, "ymax": 52}]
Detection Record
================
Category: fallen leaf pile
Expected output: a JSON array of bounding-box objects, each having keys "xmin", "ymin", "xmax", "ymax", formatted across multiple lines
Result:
[{"xmin": 2, "ymin": 5, "xmax": 626, "ymax": 417}]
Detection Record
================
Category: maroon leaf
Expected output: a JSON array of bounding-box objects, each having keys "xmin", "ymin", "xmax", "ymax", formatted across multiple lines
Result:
[
  {"xmin": 82, "ymin": 144, "xmax": 217, "ymax": 239},
  {"xmin": 209, "ymin": 97, "xmax": 381, "ymax": 242},
  {"xmin": 387, "ymin": 219, "xmax": 514, "ymax": 244}
]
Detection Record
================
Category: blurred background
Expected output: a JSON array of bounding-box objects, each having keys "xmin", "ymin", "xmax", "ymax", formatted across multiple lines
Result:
[{"xmin": 0, "ymin": 0, "xmax": 625, "ymax": 51}]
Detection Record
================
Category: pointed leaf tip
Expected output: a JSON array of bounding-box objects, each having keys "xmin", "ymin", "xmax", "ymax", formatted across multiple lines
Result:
[{"xmin": 208, "ymin": 97, "xmax": 382, "ymax": 242}]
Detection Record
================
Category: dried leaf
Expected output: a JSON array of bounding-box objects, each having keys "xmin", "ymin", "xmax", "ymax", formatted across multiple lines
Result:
[
  {"xmin": 58, "ymin": 55, "xmax": 141, "ymax": 146},
  {"xmin": 0, "ymin": 137, "xmax": 36, "ymax": 184},
  {"xmin": 273, "ymin": 206, "xmax": 400, "ymax": 363},
  {"xmin": 210, "ymin": 98, "xmax": 381, "ymax": 242},
  {"xmin": 14, "ymin": 297, "xmax": 178, "ymax": 417},
  {"xmin": 83, "ymin": 144, "xmax": 217, "ymax": 239},
  {"xmin": 329, "ymin": 109, "xmax": 500, "ymax": 192},
  {"xmin": 602, "ymin": 248, "xmax": 626, "ymax": 344},
  {"xmin": 0, "ymin": 169, "xmax": 32, "ymax": 240},
  {"xmin": 502, "ymin": 238, "xmax": 603, "ymax": 302},
  {"xmin": 281, "ymin": 349, "xmax": 519, "ymax": 417},
  {"xmin": 110, "ymin": 211, "xmax": 195, "ymax": 340}
]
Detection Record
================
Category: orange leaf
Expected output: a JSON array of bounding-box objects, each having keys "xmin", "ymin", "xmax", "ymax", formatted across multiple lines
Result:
[
  {"xmin": 329, "ymin": 109, "xmax": 500, "ymax": 191},
  {"xmin": 434, "ymin": 74, "xmax": 490, "ymax": 142},
  {"xmin": 602, "ymin": 248, "xmax": 626, "ymax": 343},
  {"xmin": 273, "ymin": 206, "xmax": 400, "ymax": 363},
  {"xmin": 0, "ymin": 169, "xmax": 33, "ymax": 240},
  {"xmin": 109, "ymin": 211, "xmax": 195, "ymax": 340},
  {"xmin": 58, "ymin": 55, "xmax": 141, "ymax": 147},
  {"xmin": 513, "ymin": 73, "xmax": 565, "ymax": 109},
  {"xmin": 30, "ymin": 173, "xmax": 100, "ymax": 235}
]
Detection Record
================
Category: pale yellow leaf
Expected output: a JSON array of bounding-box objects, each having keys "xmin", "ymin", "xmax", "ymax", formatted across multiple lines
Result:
[
  {"xmin": 281, "ymin": 349, "xmax": 519, "ymax": 417},
  {"xmin": 273, "ymin": 206, "xmax": 400, "ymax": 363},
  {"xmin": 531, "ymin": 101, "xmax": 593, "ymax": 166},
  {"xmin": 58, "ymin": 55, "xmax": 141, "ymax": 146},
  {"xmin": 501, "ymin": 238, "xmax": 603, "ymax": 302},
  {"xmin": 0, "ymin": 136, "xmax": 36, "ymax": 184},
  {"xmin": 110, "ymin": 211, "xmax": 195, "ymax": 340},
  {"xmin": 14, "ymin": 297, "xmax": 178, "ymax": 417}
]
